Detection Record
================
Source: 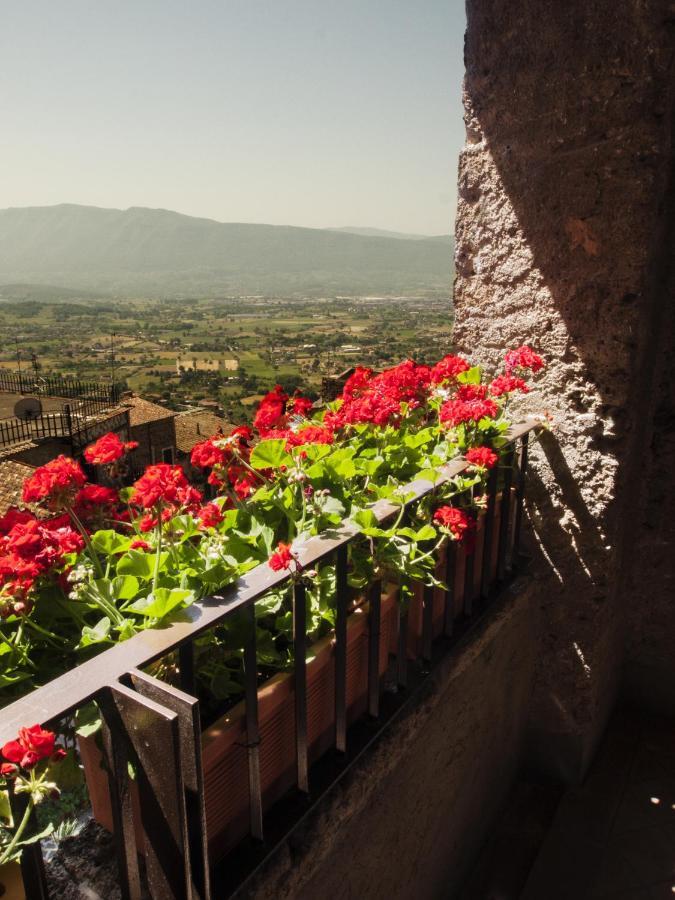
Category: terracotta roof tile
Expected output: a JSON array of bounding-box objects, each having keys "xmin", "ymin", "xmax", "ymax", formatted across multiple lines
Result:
[
  {"xmin": 174, "ymin": 410, "xmax": 232, "ymax": 454},
  {"xmin": 124, "ymin": 396, "xmax": 176, "ymax": 427},
  {"xmin": 0, "ymin": 460, "xmax": 36, "ymax": 516}
]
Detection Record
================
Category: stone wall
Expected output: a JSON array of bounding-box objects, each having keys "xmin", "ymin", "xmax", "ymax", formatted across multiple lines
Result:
[
  {"xmin": 237, "ymin": 581, "xmax": 538, "ymax": 900},
  {"xmin": 453, "ymin": 0, "xmax": 675, "ymax": 777}
]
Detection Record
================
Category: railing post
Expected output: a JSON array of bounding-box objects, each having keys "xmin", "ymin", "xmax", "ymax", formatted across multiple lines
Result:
[
  {"xmin": 334, "ymin": 544, "xmax": 348, "ymax": 753},
  {"xmin": 242, "ymin": 605, "xmax": 263, "ymax": 841},
  {"xmin": 512, "ymin": 433, "xmax": 530, "ymax": 563},
  {"xmin": 293, "ymin": 579, "xmax": 309, "ymax": 793},
  {"xmin": 480, "ymin": 465, "xmax": 500, "ymax": 600},
  {"xmin": 9, "ymin": 787, "xmax": 49, "ymax": 899},
  {"xmin": 367, "ymin": 579, "xmax": 382, "ymax": 717}
]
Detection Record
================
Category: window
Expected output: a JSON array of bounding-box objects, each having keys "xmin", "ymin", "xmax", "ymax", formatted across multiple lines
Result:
[{"xmin": 161, "ymin": 447, "xmax": 174, "ymax": 464}]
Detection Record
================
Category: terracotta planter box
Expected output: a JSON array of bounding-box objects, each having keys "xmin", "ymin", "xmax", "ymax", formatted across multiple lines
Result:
[
  {"xmin": 407, "ymin": 491, "xmax": 515, "ymax": 658},
  {"xmin": 80, "ymin": 587, "xmax": 399, "ymax": 862},
  {"xmin": 0, "ymin": 861, "xmax": 24, "ymax": 900}
]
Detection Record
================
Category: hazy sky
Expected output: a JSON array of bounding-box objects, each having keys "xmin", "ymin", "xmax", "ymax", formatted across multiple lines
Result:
[{"xmin": 1, "ymin": 1, "xmax": 466, "ymax": 235}]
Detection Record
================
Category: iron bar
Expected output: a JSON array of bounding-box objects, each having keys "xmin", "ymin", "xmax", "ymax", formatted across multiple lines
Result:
[
  {"xmin": 367, "ymin": 580, "xmax": 382, "ymax": 717},
  {"xmin": 464, "ymin": 547, "xmax": 475, "ymax": 617},
  {"xmin": 512, "ymin": 433, "xmax": 530, "ymax": 561},
  {"xmin": 334, "ymin": 544, "xmax": 348, "ymax": 753},
  {"xmin": 422, "ymin": 583, "xmax": 434, "ymax": 664},
  {"xmin": 293, "ymin": 579, "xmax": 309, "ymax": 793},
  {"xmin": 443, "ymin": 540, "xmax": 456, "ymax": 637},
  {"xmin": 242, "ymin": 605, "xmax": 264, "ymax": 840},
  {"xmin": 497, "ymin": 449, "xmax": 515, "ymax": 580},
  {"xmin": 178, "ymin": 641, "xmax": 196, "ymax": 697},
  {"xmin": 396, "ymin": 593, "xmax": 408, "ymax": 688},
  {"xmin": 480, "ymin": 465, "xmax": 500, "ymax": 600}
]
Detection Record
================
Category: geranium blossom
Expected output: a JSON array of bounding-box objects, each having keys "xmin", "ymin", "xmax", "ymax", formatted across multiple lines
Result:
[
  {"xmin": 84, "ymin": 432, "xmax": 138, "ymax": 465},
  {"xmin": 465, "ymin": 447, "xmax": 499, "ymax": 469},
  {"xmin": 433, "ymin": 506, "xmax": 475, "ymax": 543},
  {"xmin": 489, "ymin": 375, "xmax": 529, "ymax": 397},
  {"xmin": 269, "ymin": 541, "xmax": 297, "ymax": 572},
  {"xmin": 504, "ymin": 345, "xmax": 544, "ymax": 375},
  {"xmin": 130, "ymin": 464, "xmax": 192, "ymax": 509},
  {"xmin": 22, "ymin": 456, "xmax": 87, "ymax": 509},
  {"xmin": 430, "ymin": 354, "xmax": 471, "ymax": 384}
]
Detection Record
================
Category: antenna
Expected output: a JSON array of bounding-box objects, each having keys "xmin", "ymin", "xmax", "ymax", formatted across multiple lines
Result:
[
  {"xmin": 110, "ymin": 332, "xmax": 116, "ymax": 386},
  {"xmin": 14, "ymin": 397, "xmax": 43, "ymax": 421}
]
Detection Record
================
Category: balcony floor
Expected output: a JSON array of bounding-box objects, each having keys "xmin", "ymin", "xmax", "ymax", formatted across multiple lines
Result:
[{"xmin": 521, "ymin": 708, "xmax": 675, "ymax": 900}]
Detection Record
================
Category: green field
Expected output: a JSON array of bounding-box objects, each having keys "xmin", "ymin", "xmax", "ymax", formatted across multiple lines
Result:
[{"xmin": 0, "ymin": 294, "xmax": 453, "ymax": 422}]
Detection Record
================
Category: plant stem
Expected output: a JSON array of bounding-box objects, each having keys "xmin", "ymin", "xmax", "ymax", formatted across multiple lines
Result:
[
  {"xmin": 65, "ymin": 505, "xmax": 104, "ymax": 579},
  {"xmin": 0, "ymin": 797, "xmax": 33, "ymax": 865},
  {"xmin": 152, "ymin": 503, "xmax": 163, "ymax": 594}
]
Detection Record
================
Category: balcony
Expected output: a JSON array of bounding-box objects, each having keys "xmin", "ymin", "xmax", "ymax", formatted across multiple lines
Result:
[{"xmin": 0, "ymin": 409, "xmax": 540, "ymax": 898}]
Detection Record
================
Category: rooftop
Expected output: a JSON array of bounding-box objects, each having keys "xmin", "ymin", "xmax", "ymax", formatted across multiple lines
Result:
[
  {"xmin": 124, "ymin": 395, "xmax": 176, "ymax": 427},
  {"xmin": 174, "ymin": 409, "xmax": 232, "ymax": 454}
]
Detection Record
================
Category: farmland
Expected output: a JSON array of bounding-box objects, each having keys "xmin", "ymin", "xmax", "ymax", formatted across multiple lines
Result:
[{"xmin": 0, "ymin": 293, "xmax": 453, "ymax": 422}]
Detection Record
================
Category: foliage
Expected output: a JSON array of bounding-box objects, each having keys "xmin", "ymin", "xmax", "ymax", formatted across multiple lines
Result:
[{"xmin": 0, "ymin": 348, "xmax": 544, "ymax": 722}]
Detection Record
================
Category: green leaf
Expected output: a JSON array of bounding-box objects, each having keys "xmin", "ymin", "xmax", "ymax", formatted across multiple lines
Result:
[
  {"xmin": 90, "ymin": 530, "xmax": 131, "ymax": 555},
  {"xmin": 456, "ymin": 366, "xmax": 481, "ymax": 385},
  {"xmin": 403, "ymin": 427, "xmax": 435, "ymax": 449},
  {"xmin": 127, "ymin": 588, "xmax": 194, "ymax": 620},
  {"xmin": 78, "ymin": 616, "xmax": 112, "ymax": 649},
  {"xmin": 75, "ymin": 702, "xmax": 102, "ymax": 739},
  {"xmin": 250, "ymin": 439, "xmax": 292, "ymax": 469},
  {"xmin": 117, "ymin": 550, "xmax": 168, "ymax": 580}
]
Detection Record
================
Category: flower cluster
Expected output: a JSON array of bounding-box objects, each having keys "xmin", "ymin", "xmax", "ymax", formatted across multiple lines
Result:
[
  {"xmin": 0, "ymin": 344, "xmax": 544, "ymax": 720},
  {"xmin": 22, "ymin": 456, "xmax": 87, "ymax": 510},
  {"xmin": 0, "ymin": 510, "xmax": 83, "ymax": 616},
  {"xmin": 1, "ymin": 725, "xmax": 64, "ymax": 774},
  {"xmin": 84, "ymin": 432, "xmax": 138, "ymax": 466}
]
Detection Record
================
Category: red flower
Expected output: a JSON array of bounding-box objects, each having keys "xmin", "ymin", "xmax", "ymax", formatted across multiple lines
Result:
[
  {"xmin": 72, "ymin": 485, "xmax": 119, "ymax": 525},
  {"xmin": 439, "ymin": 397, "xmax": 498, "ymax": 427},
  {"xmin": 254, "ymin": 385, "xmax": 288, "ymax": 436},
  {"xmin": 197, "ymin": 503, "xmax": 223, "ymax": 528},
  {"xmin": 231, "ymin": 425, "xmax": 253, "ymax": 443},
  {"xmin": 287, "ymin": 425, "xmax": 335, "ymax": 448},
  {"xmin": 0, "ymin": 762, "xmax": 17, "ymax": 777},
  {"xmin": 342, "ymin": 367, "xmax": 373, "ymax": 399},
  {"xmin": 2, "ymin": 724, "xmax": 57, "ymax": 768},
  {"xmin": 289, "ymin": 395, "xmax": 314, "ymax": 417},
  {"xmin": 268, "ymin": 541, "xmax": 297, "ymax": 572},
  {"xmin": 0, "ymin": 507, "xmax": 34, "ymax": 537},
  {"xmin": 191, "ymin": 438, "xmax": 228, "ymax": 469},
  {"xmin": 489, "ymin": 375, "xmax": 529, "ymax": 397},
  {"xmin": 430, "ymin": 354, "xmax": 471, "ymax": 384},
  {"xmin": 465, "ymin": 447, "xmax": 499, "ymax": 469},
  {"xmin": 504, "ymin": 345, "xmax": 544, "ymax": 375},
  {"xmin": 433, "ymin": 506, "xmax": 475, "ymax": 543},
  {"xmin": 22, "ymin": 456, "xmax": 87, "ymax": 509},
  {"xmin": 130, "ymin": 538, "xmax": 151, "ymax": 551},
  {"xmin": 84, "ymin": 432, "xmax": 138, "ymax": 465},
  {"xmin": 130, "ymin": 464, "xmax": 190, "ymax": 509}
]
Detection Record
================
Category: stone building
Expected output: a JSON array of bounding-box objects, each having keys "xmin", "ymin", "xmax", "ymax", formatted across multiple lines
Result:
[{"xmin": 123, "ymin": 395, "xmax": 178, "ymax": 470}]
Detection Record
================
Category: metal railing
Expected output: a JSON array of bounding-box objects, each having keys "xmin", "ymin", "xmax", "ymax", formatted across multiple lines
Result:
[
  {"xmin": 0, "ymin": 371, "xmax": 122, "ymax": 405},
  {"xmin": 0, "ymin": 402, "xmax": 130, "ymax": 452},
  {"xmin": 0, "ymin": 419, "xmax": 540, "ymax": 900}
]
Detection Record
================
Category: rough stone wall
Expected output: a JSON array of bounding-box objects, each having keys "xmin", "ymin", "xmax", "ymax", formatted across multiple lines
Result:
[
  {"xmin": 129, "ymin": 418, "xmax": 177, "ymax": 471},
  {"xmin": 238, "ymin": 583, "xmax": 538, "ymax": 900},
  {"xmin": 454, "ymin": 0, "xmax": 675, "ymax": 777}
]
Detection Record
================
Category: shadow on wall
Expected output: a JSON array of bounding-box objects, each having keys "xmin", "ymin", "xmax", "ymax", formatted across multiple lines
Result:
[{"xmin": 455, "ymin": 0, "xmax": 675, "ymax": 772}]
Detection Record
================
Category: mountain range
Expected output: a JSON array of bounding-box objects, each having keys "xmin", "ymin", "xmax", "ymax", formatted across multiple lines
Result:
[{"xmin": 0, "ymin": 205, "xmax": 453, "ymax": 299}]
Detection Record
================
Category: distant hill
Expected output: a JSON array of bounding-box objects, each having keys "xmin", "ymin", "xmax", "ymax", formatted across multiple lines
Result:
[
  {"xmin": 0, "ymin": 205, "xmax": 454, "ymax": 298},
  {"xmin": 327, "ymin": 226, "xmax": 449, "ymax": 242}
]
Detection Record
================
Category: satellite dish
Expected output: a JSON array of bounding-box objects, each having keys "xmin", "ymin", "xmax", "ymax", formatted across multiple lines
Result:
[{"xmin": 14, "ymin": 397, "xmax": 43, "ymax": 421}]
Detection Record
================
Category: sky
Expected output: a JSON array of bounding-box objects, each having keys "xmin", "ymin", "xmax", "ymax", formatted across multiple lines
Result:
[{"xmin": 0, "ymin": 1, "xmax": 466, "ymax": 235}]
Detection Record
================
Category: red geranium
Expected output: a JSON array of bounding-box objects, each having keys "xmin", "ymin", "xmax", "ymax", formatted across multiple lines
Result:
[
  {"xmin": 465, "ymin": 447, "xmax": 499, "ymax": 469},
  {"xmin": 504, "ymin": 345, "xmax": 544, "ymax": 375},
  {"xmin": 430, "ymin": 354, "xmax": 471, "ymax": 384},
  {"xmin": 130, "ymin": 464, "xmax": 190, "ymax": 509},
  {"xmin": 197, "ymin": 503, "xmax": 223, "ymax": 528},
  {"xmin": 2, "ymin": 724, "xmax": 56, "ymax": 769},
  {"xmin": 289, "ymin": 396, "xmax": 314, "ymax": 417},
  {"xmin": 489, "ymin": 375, "xmax": 529, "ymax": 397},
  {"xmin": 269, "ymin": 541, "xmax": 297, "ymax": 572},
  {"xmin": 22, "ymin": 456, "xmax": 87, "ymax": 509},
  {"xmin": 254, "ymin": 385, "xmax": 288, "ymax": 436},
  {"xmin": 433, "ymin": 506, "xmax": 475, "ymax": 543},
  {"xmin": 84, "ymin": 432, "xmax": 138, "ymax": 466}
]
